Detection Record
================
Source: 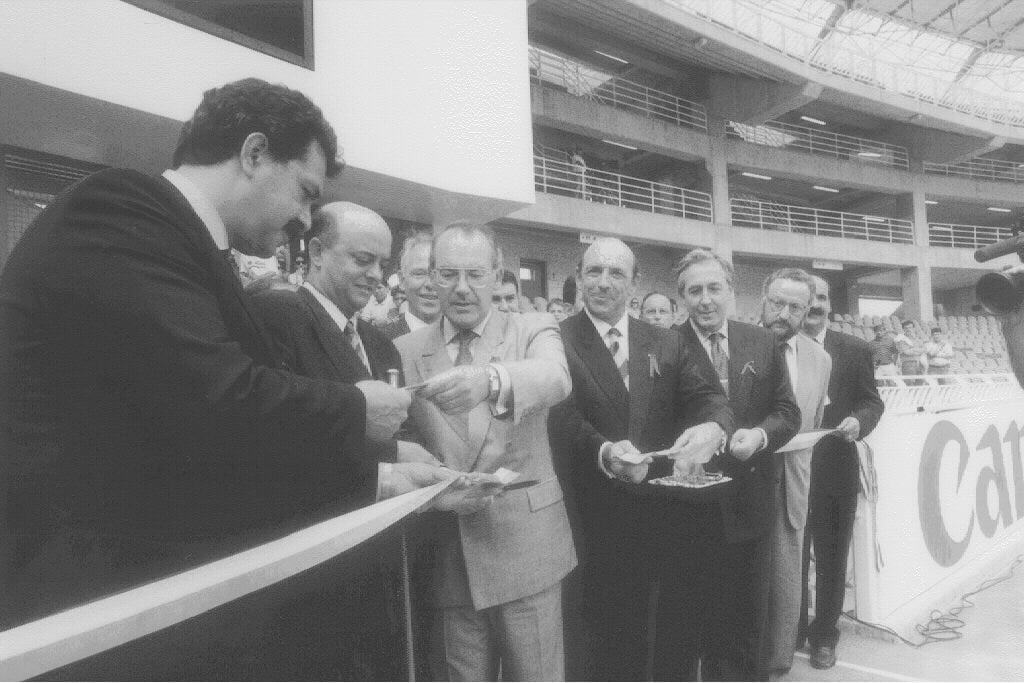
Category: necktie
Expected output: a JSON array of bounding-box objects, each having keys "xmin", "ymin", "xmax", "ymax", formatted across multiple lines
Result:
[
  {"xmin": 343, "ymin": 319, "xmax": 371, "ymax": 375},
  {"xmin": 454, "ymin": 329, "xmax": 476, "ymax": 366},
  {"xmin": 606, "ymin": 328, "xmax": 629, "ymax": 389},
  {"xmin": 708, "ymin": 331, "xmax": 729, "ymax": 397}
]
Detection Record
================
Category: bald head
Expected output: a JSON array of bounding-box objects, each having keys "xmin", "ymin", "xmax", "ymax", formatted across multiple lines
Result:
[
  {"xmin": 578, "ymin": 237, "xmax": 639, "ymax": 324},
  {"xmin": 306, "ymin": 201, "xmax": 392, "ymax": 317}
]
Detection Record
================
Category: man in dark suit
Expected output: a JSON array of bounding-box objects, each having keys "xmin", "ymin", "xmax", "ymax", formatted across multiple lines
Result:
[
  {"xmin": 664, "ymin": 249, "xmax": 801, "ymax": 681},
  {"xmin": 551, "ymin": 237, "xmax": 733, "ymax": 681},
  {"xmin": 380, "ymin": 232, "xmax": 441, "ymax": 340},
  {"xmin": 800, "ymin": 275, "xmax": 885, "ymax": 670},
  {"xmin": 0, "ymin": 79, "xmax": 449, "ymax": 678}
]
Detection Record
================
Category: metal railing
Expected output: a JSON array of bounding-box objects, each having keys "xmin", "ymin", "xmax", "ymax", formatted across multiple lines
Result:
[
  {"xmin": 533, "ymin": 154, "xmax": 714, "ymax": 222},
  {"xmin": 730, "ymin": 197, "xmax": 914, "ymax": 243},
  {"xmin": 923, "ymin": 158, "xmax": 1024, "ymax": 183},
  {"xmin": 529, "ymin": 46, "xmax": 708, "ymax": 130},
  {"xmin": 928, "ymin": 222, "xmax": 1013, "ymax": 249},
  {"xmin": 667, "ymin": 0, "xmax": 1024, "ymax": 129},
  {"xmin": 877, "ymin": 373, "xmax": 1022, "ymax": 415},
  {"xmin": 726, "ymin": 120, "xmax": 909, "ymax": 169}
]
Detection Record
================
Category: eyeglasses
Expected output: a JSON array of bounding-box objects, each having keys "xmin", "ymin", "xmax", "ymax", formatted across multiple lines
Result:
[
  {"xmin": 432, "ymin": 268, "xmax": 493, "ymax": 289},
  {"xmin": 765, "ymin": 297, "xmax": 808, "ymax": 316},
  {"xmin": 405, "ymin": 269, "xmax": 431, "ymax": 284}
]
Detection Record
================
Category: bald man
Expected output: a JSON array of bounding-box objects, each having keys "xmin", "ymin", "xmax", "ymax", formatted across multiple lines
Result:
[{"xmin": 250, "ymin": 202, "xmax": 440, "ymax": 678}]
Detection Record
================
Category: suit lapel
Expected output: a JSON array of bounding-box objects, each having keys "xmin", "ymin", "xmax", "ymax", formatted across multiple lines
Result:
[
  {"xmin": 298, "ymin": 287, "xmax": 370, "ymax": 381},
  {"xmin": 627, "ymin": 321, "xmax": 654, "ymax": 440},
  {"xmin": 417, "ymin": 322, "xmax": 470, "ymax": 448},
  {"xmin": 571, "ymin": 313, "xmax": 629, "ymax": 412}
]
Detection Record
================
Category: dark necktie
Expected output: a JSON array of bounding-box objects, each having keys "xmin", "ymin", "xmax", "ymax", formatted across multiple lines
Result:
[
  {"xmin": 605, "ymin": 328, "xmax": 628, "ymax": 389},
  {"xmin": 708, "ymin": 331, "xmax": 729, "ymax": 397},
  {"xmin": 455, "ymin": 329, "xmax": 476, "ymax": 366}
]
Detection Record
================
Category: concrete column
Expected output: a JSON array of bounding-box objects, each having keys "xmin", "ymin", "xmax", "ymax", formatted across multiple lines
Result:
[
  {"xmin": 904, "ymin": 187, "xmax": 935, "ymax": 321},
  {"xmin": 706, "ymin": 118, "xmax": 733, "ymax": 260}
]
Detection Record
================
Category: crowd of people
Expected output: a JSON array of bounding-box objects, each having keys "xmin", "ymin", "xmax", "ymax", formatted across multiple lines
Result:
[{"xmin": 2, "ymin": 76, "xmax": 932, "ymax": 682}]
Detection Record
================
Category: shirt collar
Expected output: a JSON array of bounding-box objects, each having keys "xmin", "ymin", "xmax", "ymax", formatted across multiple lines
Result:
[
  {"xmin": 302, "ymin": 281, "xmax": 354, "ymax": 331},
  {"xmin": 585, "ymin": 307, "xmax": 629, "ymax": 339},
  {"xmin": 405, "ymin": 310, "xmax": 428, "ymax": 332},
  {"xmin": 162, "ymin": 169, "xmax": 229, "ymax": 250},
  {"xmin": 689, "ymin": 318, "xmax": 729, "ymax": 342},
  {"xmin": 443, "ymin": 310, "xmax": 493, "ymax": 345}
]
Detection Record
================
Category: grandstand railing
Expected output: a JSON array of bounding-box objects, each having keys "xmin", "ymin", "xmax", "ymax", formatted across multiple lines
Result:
[
  {"xmin": 727, "ymin": 120, "xmax": 909, "ymax": 170},
  {"xmin": 667, "ymin": 0, "xmax": 1024, "ymax": 129},
  {"xmin": 928, "ymin": 222, "xmax": 1013, "ymax": 249},
  {"xmin": 730, "ymin": 198, "xmax": 914, "ymax": 244},
  {"xmin": 534, "ymin": 154, "xmax": 715, "ymax": 222},
  {"xmin": 528, "ymin": 46, "xmax": 708, "ymax": 131},
  {"xmin": 877, "ymin": 373, "xmax": 1022, "ymax": 415},
  {"xmin": 923, "ymin": 158, "xmax": 1024, "ymax": 184}
]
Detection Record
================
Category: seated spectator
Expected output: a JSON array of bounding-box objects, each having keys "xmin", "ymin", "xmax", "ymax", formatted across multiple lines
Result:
[{"xmin": 869, "ymin": 325, "xmax": 899, "ymax": 376}]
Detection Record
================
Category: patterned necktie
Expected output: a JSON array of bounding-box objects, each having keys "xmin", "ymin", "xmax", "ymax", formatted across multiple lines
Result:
[
  {"xmin": 708, "ymin": 331, "xmax": 729, "ymax": 398},
  {"xmin": 343, "ymin": 319, "xmax": 371, "ymax": 375},
  {"xmin": 454, "ymin": 329, "xmax": 476, "ymax": 366},
  {"xmin": 606, "ymin": 328, "xmax": 629, "ymax": 389}
]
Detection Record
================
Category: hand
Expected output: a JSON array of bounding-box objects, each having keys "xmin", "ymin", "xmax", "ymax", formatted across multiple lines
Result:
[
  {"xmin": 382, "ymin": 462, "xmax": 459, "ymax": 499},
  {"xmin": 356, "ymin": 380, "xmax": 411, "ymax": 441},
  {"xmin": 729, "ymin": 428, "xmax": 764, "ymax": 461},
  {"xmin": 433, "ymin": 471, "xmax": 505, "ymax": 514},
  {"xmin": 833, "ymin": 416, "xmax": 860, "ymax": 442},
  {"xmin": 396, "ymin": 440, "xmax": 441, "ymax": 465},
  {"xmin": 418, "ymin": 366, "xmax": 489, "ymax": 414},
  {"xmin": 602, "ymin": 440, "xmax": 650, "ymax": 483},
  {"xmin": 662, "ymin": 422, "xmax": 726, "ymax": 468}
]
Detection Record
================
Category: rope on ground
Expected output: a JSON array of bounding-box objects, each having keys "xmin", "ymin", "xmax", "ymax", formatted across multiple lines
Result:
[{"xmin": 841, "ymin": 554, "xmax": 1024, "ymax": 648}]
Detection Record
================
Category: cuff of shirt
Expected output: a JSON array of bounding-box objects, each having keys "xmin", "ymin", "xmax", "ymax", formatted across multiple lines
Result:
[
  {"xmin": 489, "ymin": 363, "xmax": 512, "ymax": 417},
  {"xmin": 376, "ymin": 462, "xmax": 393, "ymax": 502},
  {"xmin": 753, "ymin": 427, "xmax": 769, "ymax": 453},
  {"xmin": 597, "ymin": 441, "xmax": 615, "ymax": 479}
]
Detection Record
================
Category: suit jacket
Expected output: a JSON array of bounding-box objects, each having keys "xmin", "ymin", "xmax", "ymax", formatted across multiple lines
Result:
[
  {"xmin": 395, "ymin": 311, "xmax": 576, "ymax": 610},
  {"xmin": 780, "ymin": 333, "xmax": 832, "ymax": 529},
  {"xmin": 249, "ymin": 286, "xmax": 403, "ymax": 501},
  {"xmin": 0, "ymin": 168, "xmax": 370, "ymax": 629},
  {"xmin": 552, "ymin": 312, "xmax": 733, "ymax": 548},
  {"xmin": 380, "ymin": 314, "xmax": 412, "ymax": 341},
  {"xmin": 820, "ymin": 330, "xmax": 884, "ymax": 436},
  {"xmin": 678, "ymin": 321, "xmax": 802, "ymax": 541}
]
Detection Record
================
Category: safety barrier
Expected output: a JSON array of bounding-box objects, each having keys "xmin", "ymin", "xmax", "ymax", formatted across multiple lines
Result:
[
  {"xmin": 730, "ymin": 197, "xmax": 914, "ymax": 244},
  {"xmin": 876, "ymin": 373, "xmax": 1020, "ymax": 415},
  {"xmin": 533, "ymin": 153, "xmax": 715, "ymax": 222},
  {"xmin": 529, "ymin": 46, "xmax": 708, "ymax": 130},
  {"xmin": 924, "ymin": 158, "xmax": 1024, "ymax": 184},
  {"xmin": 727, "ymin": 120, "xmax": 909, "ymax": 169},
  {"xmin": 929, "ymin": 222, "xmax": 1014, "ymax": 249}
]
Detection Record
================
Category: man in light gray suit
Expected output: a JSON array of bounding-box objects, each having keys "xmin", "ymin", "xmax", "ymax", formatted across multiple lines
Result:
[
  {"xmin": 759, "ymin": 268, "xmax": 832, "ymax": 675},
  {"xmin": 395, "ymin": 221, "xmax": 576, "ymax": 681}
]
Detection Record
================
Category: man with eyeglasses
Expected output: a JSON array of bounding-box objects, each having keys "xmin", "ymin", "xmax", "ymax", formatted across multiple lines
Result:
[
  {"xmin": 798, "ymin": 275, "xmax": 883, "ymax": 671},
  {"xmin": 381, "ymin": 232, "xmax": 441, "ymax": 340},
  {"xmin": 394, "ymin": 221, "xmax": 575, "ymax": 681},
  {"xmin": 756, "ymin": 268, "xmax": 833, "ymax": 676},
  {"xmin": 659, "ymin": 250, "xmax": 802, "ymax": 681}
]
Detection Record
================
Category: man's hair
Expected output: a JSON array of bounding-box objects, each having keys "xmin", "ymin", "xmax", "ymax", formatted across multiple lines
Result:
[
  {"xmin": 902, "ymin": 320, "xmax": 914, "ymax": 328},
  {"xmin": 306, "ymin": 206, "xmax": 340, "ymax": 249},
  {"xmin": 500, "ymin": 269, "xmax": 519, "ymax": 290},
  {"xmin": 674, "ymin": 248, "xmax": 735, "ymax": 290},
  {"xmin": 762, "ymin": 267, "xmax": 817, "ymax": 303},
  {"xmin": 931, "ymin": 327, "xmax": 941, "ymax": 334},
  {"xmin": 172, "ymin": 78, "xmax": 343, "ymax": 177},
  {"xmin": 399, "ymin": 232, "xmax": 433, "ymax": 275},
  {"xmin": 547, "ymin": 298, "xmax": 564, "ymax": 310},
  {"xmin": 430, "ymin": 221, "xmax": 503, "ymax": 271},
  {"xmin": 641, "ymin": 291, "xmax": 671, "ymax": 310}
]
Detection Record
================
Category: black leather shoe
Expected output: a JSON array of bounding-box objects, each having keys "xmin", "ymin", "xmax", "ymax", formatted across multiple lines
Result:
[{"xmin": 810, "ymin": 645, "xmax": 836, "ymax": 670}]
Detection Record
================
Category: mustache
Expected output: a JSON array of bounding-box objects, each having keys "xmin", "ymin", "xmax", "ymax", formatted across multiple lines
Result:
[{"xmin": 808, "ymin": 306, "xmax": 826, "ymax": 317}]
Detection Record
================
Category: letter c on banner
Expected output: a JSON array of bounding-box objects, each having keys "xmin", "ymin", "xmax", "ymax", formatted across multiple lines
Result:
[{"xmin": 919, "ymin": 420, "xmax": 974, "ymax": 567}]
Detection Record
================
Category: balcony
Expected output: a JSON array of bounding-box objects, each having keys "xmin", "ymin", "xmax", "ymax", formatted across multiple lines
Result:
[
  {"xmin": 928, "ymin": 222, "xmax": 1013, "ymax": 249},
  {"xmin": 730, "ymin": 197, "xmax": 914, "ymax": 244},
  {"xmin": 533, "ymin": 154, "xmax": 714, "ymax": 222},
  {"xmin": 923, "ymin": 158, "xmax": 1024, "ymax": 184},
  {"xmin": 726, "ymin": 120, "xmax": 909, "ymax": 170},
  {"xmin": 529, "ymin": 46, "xmax": 708, "ymax": 131}
]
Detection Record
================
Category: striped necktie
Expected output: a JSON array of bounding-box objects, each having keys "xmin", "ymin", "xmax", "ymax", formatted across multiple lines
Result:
[
  {"xmin": 343, "ymin": 319, "xmax": 371, "ymax": 375},
  {"xmin": 606, "ymin": 327, "xmax": 629, "ymax": 390},
  {"xmin": 708, "ymin": 331, "xmax": 729, "ymax": 398}
]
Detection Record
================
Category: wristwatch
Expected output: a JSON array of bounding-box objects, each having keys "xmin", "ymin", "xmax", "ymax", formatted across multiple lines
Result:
[{"xmin": 485, "ymin": 364, "xmax": 501, "ymax": 402}]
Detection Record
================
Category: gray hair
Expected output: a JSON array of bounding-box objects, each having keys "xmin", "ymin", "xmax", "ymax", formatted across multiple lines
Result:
[
  {"xmin": 673, "ymin": 248, "xmax": 735, "ymax": 291},
  {"xmin": 762, "ymin": 267, "xmax": 816, "ymax": 304},
  {"xmin": 430, "ymin": 221, "xmax": 503, "ymax": 271},
  {"xmin": 398, "ymin": 232, "xmax": 433, "ymax": 275}
]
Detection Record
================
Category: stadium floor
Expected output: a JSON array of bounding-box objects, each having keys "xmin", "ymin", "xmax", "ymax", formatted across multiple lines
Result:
[{"xmin": 778, "ymin": 553, "xmax": 1024, "ymax": 681}]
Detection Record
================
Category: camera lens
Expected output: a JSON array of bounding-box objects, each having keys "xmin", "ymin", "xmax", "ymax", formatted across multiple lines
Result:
[{"xmin": 976, "ymin": 271, "xmax": 1023, "ymax": 316}]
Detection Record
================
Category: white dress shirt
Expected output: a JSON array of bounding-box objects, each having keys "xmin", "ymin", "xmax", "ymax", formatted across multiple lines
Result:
[
  {"xmin": 162, "ymin": 169, "xmax": 228, "ymax": 249},
  {"xmin": 302, "ymin": 282, "xmax": 371, "ymax": 373}
]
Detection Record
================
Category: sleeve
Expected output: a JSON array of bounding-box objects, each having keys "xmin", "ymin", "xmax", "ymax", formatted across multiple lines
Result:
[
  {"xmin": 753, "ymin": 341, "xmax": 801, "ymax": 454},
  {"xmin": 849, "ymin": 340, "xmax": 885, "ymax": 439},
  {"xmin": 500, "ymin": 314, "xmax": 572, "ymax": 424}
]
